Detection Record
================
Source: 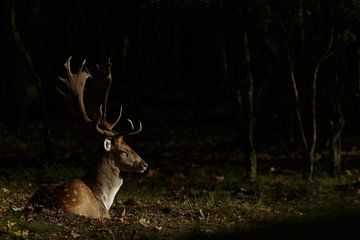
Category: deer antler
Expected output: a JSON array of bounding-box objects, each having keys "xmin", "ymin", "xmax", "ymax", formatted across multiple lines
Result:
[
  {"xmin": 92, "ymin": 58, "xmax": 123, "ymax": 137},
  {"xmin": 58, "ymin": 56, "xmax": 92, "ymax": 122},
  {"xmin": 58, "ymin": 57, "xmax": 142, "ymax": 138}
]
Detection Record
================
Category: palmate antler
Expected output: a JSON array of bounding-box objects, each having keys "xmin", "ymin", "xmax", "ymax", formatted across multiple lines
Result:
[{"xmin": 57, "ymin": 56, "xmax": 142, "ymax": 138}]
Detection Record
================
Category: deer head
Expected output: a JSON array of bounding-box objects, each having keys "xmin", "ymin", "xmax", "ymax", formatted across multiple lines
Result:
[
  {"xmin": 57, "ymin": 56, "xmax": 147, "ymax": 173},
  {"xmin": 29, "ymin": 57, "xmax": 147, "ymax": 219}
]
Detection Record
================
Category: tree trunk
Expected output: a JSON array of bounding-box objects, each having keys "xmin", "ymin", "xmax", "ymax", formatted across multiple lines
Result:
[
  {"xmin": 215, "ymin": 0, "xmax": 228, "ymax": 85},
  {"xmin": 242, "ymin": 25, "xmax": 257, "ymax": 181},
  {"xmin": 329, "ymin": 122, "xmax": 343, "ymax": 178},
  {"xmin": 329, "ymin": 80, "xmax": 344, "ymax": 178},
  {"xmin": 11, "ymin": 0, "xmax": 54, "ymax": 163}
]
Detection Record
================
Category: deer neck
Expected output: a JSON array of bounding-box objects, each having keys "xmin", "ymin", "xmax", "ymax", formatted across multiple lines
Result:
[{"xmin": 82, "ymin": 153, "xmax": 123, "ymax": 211}]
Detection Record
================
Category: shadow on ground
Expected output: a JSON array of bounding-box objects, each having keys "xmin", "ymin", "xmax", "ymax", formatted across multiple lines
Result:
[{"xmin": 177, "ymin": 213, "xmax": 359, "ymax": 240}]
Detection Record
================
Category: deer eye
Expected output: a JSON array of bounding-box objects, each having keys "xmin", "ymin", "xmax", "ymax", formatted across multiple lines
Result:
[
  {"xmin": 120, "ymin": 151, "xmax": 128, "ymax": 158},
  {"xmin": 103, "ymin": 138, "xmax": 112, "ymax": 152}
]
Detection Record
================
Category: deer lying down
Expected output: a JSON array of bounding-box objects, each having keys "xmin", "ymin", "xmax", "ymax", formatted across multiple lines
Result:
[{"xmin": 28, "ymin": 57, "xmax": 148, "ymax": 219}]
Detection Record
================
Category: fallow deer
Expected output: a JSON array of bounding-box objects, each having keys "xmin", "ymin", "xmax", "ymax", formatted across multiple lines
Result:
[{"xmin": 28, "ymin": 57, "xmax": 148, "ymax": 219}]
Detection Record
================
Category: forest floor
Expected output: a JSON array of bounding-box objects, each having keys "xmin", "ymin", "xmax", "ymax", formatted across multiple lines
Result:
[
  {"xmin": 1, "ymin": 153, "xmax": 360, "ymax": 239},
  {"xmin": 1, "ymin": 105, "xmax": 360, "ymax": 239},
  {"xmin": 0, "ymin": 128, "xmax": 360, "ymax": 239}
]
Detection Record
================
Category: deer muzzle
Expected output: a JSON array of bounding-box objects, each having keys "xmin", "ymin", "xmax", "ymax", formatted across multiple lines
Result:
[{"xmin": 138, "ymin": 160, "xmax": 148, "ymax": 173}]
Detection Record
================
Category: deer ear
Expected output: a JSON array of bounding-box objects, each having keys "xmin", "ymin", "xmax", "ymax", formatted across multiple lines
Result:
[{"xmin": 103, "ymin": 138, "xmax": 111, "ymax": 152}]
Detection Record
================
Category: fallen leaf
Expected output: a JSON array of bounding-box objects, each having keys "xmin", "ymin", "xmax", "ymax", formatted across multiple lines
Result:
[
  {"xmin": 139, "ymin": 217, "xmax": 150, "ymax": 227},
  {"xmin": 71, "ymin": 232, "xmax": 81, "ymax": 238},
  {"xmin": 155, "ymin": 225, "xmax": 162, "ymax": 231},
  {"xmin": 12, "ymin": 206, "xmax": 24, "ymax": 212}
]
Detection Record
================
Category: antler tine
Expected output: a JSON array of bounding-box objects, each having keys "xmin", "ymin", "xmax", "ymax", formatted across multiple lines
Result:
[
  {"xmin": 127, "ymin": 119, "xmax": 135, "ymax": 130},
  {"xmin": 94, "ymin": 59, "xmax": 125, "ymax": 137},
  {"xmin": 96, "ymin": 105, "xmax": 123, "ymax": 137},
  {"xmin": 81, "ymin": 59, "xmax": 86, "ymax": 70},
  {"xmin": 58, "ymin": 56, "xmax": 92, "ymax": 123},
  {"xmin": 96, "ymin": 104, "xmax": 117, "ymax": 137},
  {"xmin": 64, "ymin": 56, "xmax": 73, "ymax": 80},
  {"xmin": 115, "ymin": 119, "xmax": 142, "ymax": 136},
  {"xmin": 128, "ymin": 121, "xmax": 142, "ymax": 135},
  {"xmin": 109, "ymin": 106, "xmax": 123, "ymax": 129}
]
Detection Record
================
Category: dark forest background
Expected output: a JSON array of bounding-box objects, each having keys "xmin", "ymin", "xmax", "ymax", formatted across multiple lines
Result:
[{"xmin": 2, "ymin": 0, "xmax": 360, "ymax": 180}]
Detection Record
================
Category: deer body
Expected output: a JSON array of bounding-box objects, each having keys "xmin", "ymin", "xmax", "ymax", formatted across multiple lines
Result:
[
  {"xmin": 37, "ymin": 179, "xmax": 111, "ymax": 219},
  {"xmin": 28, "ymin": 57, "xmax": 147, "ymax": 219}
]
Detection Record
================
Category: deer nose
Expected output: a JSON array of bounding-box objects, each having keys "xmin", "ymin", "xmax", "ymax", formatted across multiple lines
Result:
[{"xmin": 140, "ymin": 161, "xmax": 148, "ymax": 171}]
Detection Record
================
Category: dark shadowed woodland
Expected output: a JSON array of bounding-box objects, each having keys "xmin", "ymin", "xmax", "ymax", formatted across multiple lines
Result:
[{"xmin": 1, "ymin": 0, "xmax": 360, "ymax": 239}]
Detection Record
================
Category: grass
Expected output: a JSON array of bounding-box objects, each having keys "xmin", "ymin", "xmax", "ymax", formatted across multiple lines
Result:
[{"xmin": 0, "ymin": 162, "xmax": 360, "ymax": 239}]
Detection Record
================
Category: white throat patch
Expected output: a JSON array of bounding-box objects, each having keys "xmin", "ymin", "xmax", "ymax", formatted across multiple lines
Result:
[{"xmin": 102, "ymin": 178, "xmax": 123, "ymax": 210}]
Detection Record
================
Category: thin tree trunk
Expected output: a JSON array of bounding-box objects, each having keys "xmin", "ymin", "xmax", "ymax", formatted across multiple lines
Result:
[
  {"xmin": 242, "ymin": 25, "xmax": 257, "ymax": 181},
  {"xmin": 286, "ymin": 44, "xmax": 308, "ymax": 153},
  {"xmin": 284, "ymin": 26, "xmax": 309, "ymax": 175},
  {"xmin": 11, "ymin": 1, "xmax": 54, "ymax": 163},
  {"xmin": 329, "ymin": 98, "xmax": 344, "ymax": 178},
  {"xmin": 329, "ymin": 69, "xmax": 344, "ymax": 178},
  {"xmin": 215, "ymin": 0, "xmax": 228, "ymax": 85},
  {"xmin": 357, "ymin": 47, "xmax": 360, "ymax": 96},
  {"xmin": 304, "ymin": 26, "xmax": 334, "ymax": 180}
]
